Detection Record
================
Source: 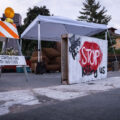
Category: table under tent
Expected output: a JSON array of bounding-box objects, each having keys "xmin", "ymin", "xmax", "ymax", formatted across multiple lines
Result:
[
  {"xmin": 0, "ymin": 21, "xmax": 28, "ymax": 80},
  {"xmin": 21, "ymin": 15, "xmax": 108, "ymax": 84}
]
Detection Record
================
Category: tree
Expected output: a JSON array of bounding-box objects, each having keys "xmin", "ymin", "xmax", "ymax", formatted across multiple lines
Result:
[
  {"xmin": 19, "ymin": 6, "xmax": 51, "ymax": 34},
  {"xmin": 19, "ymin": 6, "xmax": 52, "ymax": 56},
  {"xmin": 24, "ymin": 6, "xmax": 50, "ymax": 28},
  {"xmin": 78, "ymin": 0, "xmax": 111, "ymax": 24},
  {"xmin": 78, "ymin": 0, "xmax": 115, "ymax": 54}
]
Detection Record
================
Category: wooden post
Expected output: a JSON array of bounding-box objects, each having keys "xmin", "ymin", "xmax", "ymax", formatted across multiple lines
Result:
[{"xmin": 61, "ymin": 34, "xmax": 69, "ymax": 84}]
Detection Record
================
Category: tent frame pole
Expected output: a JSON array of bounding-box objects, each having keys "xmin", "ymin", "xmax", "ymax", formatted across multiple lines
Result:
[
  {"xmin": 105, "ymin": 30, "xmax": 107, "ymax": 40},
  {"xmin": 38, "ymin": 21, "xmax": 41, "ymax": 63},
  {"xmin": 107, "ymin": 29, "xmax": 118, "ymax": 62}
]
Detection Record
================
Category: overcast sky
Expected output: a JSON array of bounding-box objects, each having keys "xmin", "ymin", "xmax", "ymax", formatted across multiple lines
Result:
[{"xmin": 0, "ymin": 0, "xmax": 120, "ymax": 30}]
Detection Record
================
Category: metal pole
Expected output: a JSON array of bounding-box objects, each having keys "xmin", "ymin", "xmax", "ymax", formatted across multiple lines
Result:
[
  {"xmin": 20, "ymin": 39, "xmax": 22, "ymax": 50},
  {"xmin": 2, "ymin": 41, "xmax": 5, "ymax": 53},
  {"xmin": 0, "ymin": 38, "xmax": 8, "ymax": 78},
  {"xmin": 38, "ymin": 21, "xmax": 41, "ymax": 63},
  {"xmin": 107, "ymin": 29, "xmax": 118, "ymax": 62},
  {"xmin": 17, "ymin": 39, "xmax": 22, "ymax": 55},
  {"xmin": 105, "ymin": 31, "xmax": 107, "ymax": 40},
  {"xmin": 16, "ymin": 39, "xmax": 29, "ymax": 82}
]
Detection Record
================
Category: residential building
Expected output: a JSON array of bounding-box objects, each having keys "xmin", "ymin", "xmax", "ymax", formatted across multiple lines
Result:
[
  {"xmin": 108, "ymin": 27, "xmax": 120, "ymax": 49},
  {"xmin": 3, "ymin": 13, "xmax": 22, "ymax": 26}
]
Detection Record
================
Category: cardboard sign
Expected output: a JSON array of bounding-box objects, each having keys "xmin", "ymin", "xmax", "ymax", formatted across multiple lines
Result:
[
  {"xmin": 68, "ymin": 34, "xmax": 107, "ymax": 84},
  {"xmin": 0, "ymin": 55, "xmax": 26, "ymax": 66}
]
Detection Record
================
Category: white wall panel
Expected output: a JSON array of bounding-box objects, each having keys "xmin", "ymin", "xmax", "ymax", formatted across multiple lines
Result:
[{"xmin": 68, "ymin": 34, "xmax": 107, "ymax": 84}]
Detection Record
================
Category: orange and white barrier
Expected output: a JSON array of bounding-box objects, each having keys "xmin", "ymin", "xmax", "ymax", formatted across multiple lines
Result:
[{"xmin": 0, "ymin": 21, "xmax": 19, "ymax": 39}]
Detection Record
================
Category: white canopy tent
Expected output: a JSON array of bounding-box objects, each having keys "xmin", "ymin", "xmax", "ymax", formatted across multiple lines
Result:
[
  {"xmin": 21, "ymin": 15, "xmax": 107, "ymax": 41},
  {"xmin": 21, "ymin": 15, "xmax": 108, "ymax": 63}
]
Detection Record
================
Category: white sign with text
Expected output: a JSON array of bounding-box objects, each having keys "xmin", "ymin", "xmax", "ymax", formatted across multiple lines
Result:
[{"xmin": 0, "ymin": 55, "xmax": 26, "ymax": 65}]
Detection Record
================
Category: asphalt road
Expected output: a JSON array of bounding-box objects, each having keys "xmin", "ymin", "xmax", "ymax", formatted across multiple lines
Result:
[
  {"xmin": 0, "ymin": 88, "xmax": 120, "ymax": 120},
  {"xmin": 0, "ymin": 71, "xmax": 120, "ymax": 92},
  {"xmin": 0, "ymin": 73, "xmax": 61, "ymax": 92}
]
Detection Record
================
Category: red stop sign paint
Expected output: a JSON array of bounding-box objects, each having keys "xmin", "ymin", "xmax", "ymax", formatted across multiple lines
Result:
[{"xmin": 79, "ymin": 41, "xmax": 103, "ymax": 71}]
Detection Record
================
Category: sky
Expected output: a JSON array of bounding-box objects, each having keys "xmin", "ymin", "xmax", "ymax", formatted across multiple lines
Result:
[{"xmin": 0, "ymin": 0, "xmax": 120, "ymax": 30}]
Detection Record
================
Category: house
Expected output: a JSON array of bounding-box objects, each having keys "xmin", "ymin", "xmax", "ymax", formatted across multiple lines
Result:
[{"xmin": 108, "ymin": 27, "xmax": 120, "ymax": 49}]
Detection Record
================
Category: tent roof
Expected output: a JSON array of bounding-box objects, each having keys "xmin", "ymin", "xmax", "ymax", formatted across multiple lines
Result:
[{"xmin": 21, "ymin": 15, "xmax": 107, "ymax": 41}]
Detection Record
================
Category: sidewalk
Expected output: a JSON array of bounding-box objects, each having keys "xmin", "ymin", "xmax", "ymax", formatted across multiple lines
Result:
[{"xmin": 0, "ymin": 72, "xmax": 120, "ymax": 116}]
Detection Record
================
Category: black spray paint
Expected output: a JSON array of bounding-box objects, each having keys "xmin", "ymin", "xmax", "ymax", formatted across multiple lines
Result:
[{"xmin": 69, "ymin": 35, "xmax": 81, "ymax": 60}]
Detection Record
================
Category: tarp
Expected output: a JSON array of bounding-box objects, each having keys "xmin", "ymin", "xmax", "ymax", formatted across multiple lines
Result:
[
  {"xmin": 0, "ymin": 21, "xmax": 19, "ymax": 39},
  {"xmin": 21, "ymin": 15, "xmax": 107, "ymax": 41}
]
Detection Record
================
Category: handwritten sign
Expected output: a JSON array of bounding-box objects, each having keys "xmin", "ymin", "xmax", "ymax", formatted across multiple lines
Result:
[{"xmin": 0, "ymin": 55, "xmax": 26, "ymax": 65}]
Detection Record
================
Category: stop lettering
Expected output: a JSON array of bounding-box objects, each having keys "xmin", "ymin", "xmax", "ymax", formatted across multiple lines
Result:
[{"xmin": 79, "ymin": 41, "xmax": 103, "ymax": 71}]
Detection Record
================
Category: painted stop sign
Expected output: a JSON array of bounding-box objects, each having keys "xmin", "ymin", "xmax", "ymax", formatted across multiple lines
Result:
[{"xmin": 79, "ymin": 41, "xmax": 103, "ymax": 71}]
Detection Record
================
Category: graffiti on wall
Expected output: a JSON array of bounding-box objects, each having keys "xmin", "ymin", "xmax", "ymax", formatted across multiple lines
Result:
[
  {"xmin": 68, "ymin": 34, "xmax": 107, "ymax": 84},
  {"xmin": 69, "ymin": 35, "xmax": 81, "ymax": 60},
  {"xmin": 79, "ymin": 41, "xmax": 104, "ymax": 78},
  {"xmin": 69, "ymin": 36, "xmax": 107, "ymax": 80}
]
